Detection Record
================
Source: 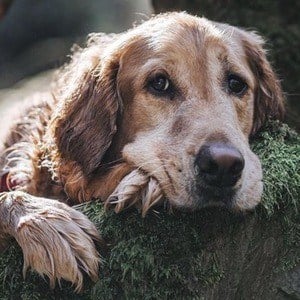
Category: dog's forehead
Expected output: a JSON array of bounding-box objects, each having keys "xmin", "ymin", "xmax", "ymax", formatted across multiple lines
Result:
[
  {"xmin": 143, "ymin": 14, "xmax": 228, "ymax": 54},
  {"xmin": 131, "ymin": 14, "xmax": 248, "ymax": 75}
]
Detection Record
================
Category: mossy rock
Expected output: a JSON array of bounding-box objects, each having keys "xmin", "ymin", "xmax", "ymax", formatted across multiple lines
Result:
[{"xmin": 0, "ymin": 121, "xmax": 299, "ymax": 299}]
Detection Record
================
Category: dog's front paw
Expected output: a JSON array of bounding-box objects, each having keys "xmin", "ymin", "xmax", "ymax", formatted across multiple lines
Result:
[
  {"xmin": 0, "ymin": 191, "xmax": 101, "ymax": 292},
  {"xmin": 106, "ymin": 170, "xmax": 163, "ymax": 216}
]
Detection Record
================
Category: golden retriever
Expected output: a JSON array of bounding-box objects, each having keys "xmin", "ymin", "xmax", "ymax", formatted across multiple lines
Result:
[{"xmin": 0, "ymin": 12, "xmax": 284, "ymax": 291}]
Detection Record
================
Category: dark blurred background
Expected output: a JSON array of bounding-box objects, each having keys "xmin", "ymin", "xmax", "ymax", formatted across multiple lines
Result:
[
  {"xmin": 0, "ymin": 0, "xmax": 299, "ymax": 131},
  {"xmin": 0, "ymin": 0, "xmax": 151, "ymax": 88}
]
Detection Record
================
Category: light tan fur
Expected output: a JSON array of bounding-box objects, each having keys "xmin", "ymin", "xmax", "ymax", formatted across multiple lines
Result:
[{"xmin": 0, "ymin": 12, "xmax": 284, "ymax": 291}]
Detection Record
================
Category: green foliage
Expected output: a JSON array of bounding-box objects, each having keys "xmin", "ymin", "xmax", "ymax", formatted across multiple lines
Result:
[
  {"xmin": 87, "ymin": 205, "xmax": 230, "ymax": 299},
  {"xmin": 251, "ymin": 121, "xmax": 300, "ymax": 215},
  {"xmin": 0, "ymin": 121, "xmax": 299, "ymax": 299}
]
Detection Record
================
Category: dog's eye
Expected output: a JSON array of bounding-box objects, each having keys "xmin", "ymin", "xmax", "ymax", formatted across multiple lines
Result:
[
  {"xmin": 147, "ymin": 74, "xmax": 174, "ymax": 97},
  {"xmin": 228, "ymin": 74, "xmax": 248, "ymax": 96},
  {"xmin": 150, "ymin": 75, "xmax": 170, "ymax": 91}
]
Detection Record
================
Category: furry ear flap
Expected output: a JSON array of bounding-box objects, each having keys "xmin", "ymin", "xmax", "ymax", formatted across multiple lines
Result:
[
  {"xmin": 242, "ymin": 32, "xmax": 285, "ymax": 135},
  {"xmin": 53, "ymin": 46, "xmax": 120, "ymax": 176}
]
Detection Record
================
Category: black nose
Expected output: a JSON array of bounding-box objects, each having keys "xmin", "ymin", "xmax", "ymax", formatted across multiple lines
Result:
[{"xmin": 194, "ymin": 143, "xmax": 245, "ymax": 187}]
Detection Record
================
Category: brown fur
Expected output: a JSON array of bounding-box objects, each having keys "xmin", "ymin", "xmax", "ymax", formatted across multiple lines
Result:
[{"xmin": 0, "ymin": 12, "xmax": 284, "ymax": 291}]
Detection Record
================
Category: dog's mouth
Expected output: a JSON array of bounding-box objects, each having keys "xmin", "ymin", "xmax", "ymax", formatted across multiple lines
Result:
[
  {"xmin": 106, "ymin": 166, "xmax": 248, "ymax": 215},
  {"xmin": 152, "ymin": 174, "xmax": 241, "ymax": 212},
  {"xmin": 140, "ymin": 162, "xmax": 242, "ymax": 212},
  {"xmin": 192, "ymin": 182, "xmax": 238, "ymax": 209}
]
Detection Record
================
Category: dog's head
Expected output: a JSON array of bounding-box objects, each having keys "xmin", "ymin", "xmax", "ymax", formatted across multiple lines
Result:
[{"xmin": 52, "ymin": 13, "xmax": 284, "ymax": 212}]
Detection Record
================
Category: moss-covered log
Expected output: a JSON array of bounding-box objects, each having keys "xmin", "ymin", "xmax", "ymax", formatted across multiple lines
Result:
[{"xmin": 0, "ymin": 121, "xmax": 299, "ymax": 299}]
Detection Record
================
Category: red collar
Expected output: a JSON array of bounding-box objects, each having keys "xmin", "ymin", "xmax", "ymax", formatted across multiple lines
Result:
[{"xmin": 0, "ymin": 170, "xmax": 13, "ymax": 192}]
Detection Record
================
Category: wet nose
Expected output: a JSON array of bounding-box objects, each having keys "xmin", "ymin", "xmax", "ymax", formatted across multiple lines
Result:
[{"xmin": 194, "ymin": 143, "xmax": 245, "ymax": 187}]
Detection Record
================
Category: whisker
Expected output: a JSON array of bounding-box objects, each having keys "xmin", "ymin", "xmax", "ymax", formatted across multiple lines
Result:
[{"xmin": 101, "ymin": 158, "xmax": 124, "ymax": 168}]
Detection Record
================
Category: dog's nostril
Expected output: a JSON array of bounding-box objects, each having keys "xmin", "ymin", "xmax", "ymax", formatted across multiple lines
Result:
[
  {"xmin": 197, "ymin": 156, "xmax": 219, "ymax": 175},
  {"xmin": 229, "ymin": 157, "xmax": 245, "ymax": 176},
  {"xmin": 195, "ymin": 143, "xmax": 245, "ymax": 186}
]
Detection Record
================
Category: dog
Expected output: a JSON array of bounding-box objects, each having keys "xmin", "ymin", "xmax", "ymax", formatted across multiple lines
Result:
[{"xmin": 0, "ymin": 12, "xmax": 284, "ymax": 291}]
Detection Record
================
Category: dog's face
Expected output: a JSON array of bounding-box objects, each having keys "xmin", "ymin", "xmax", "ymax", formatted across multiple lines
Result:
[
  {"xmin": 117, "ymin": 15, "xmax": 263, "ymax": 211},
  {"xmin": 54, "ymin": 13, "xmax": 284, "ymax": 212}
]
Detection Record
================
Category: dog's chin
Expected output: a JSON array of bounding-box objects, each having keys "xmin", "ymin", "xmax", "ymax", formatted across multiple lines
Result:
[
  {"xmin": 154, "ymin": 175, "xmax": 261, "ymax": 213},
  {"xmin": 192, "ymin": 184, "xmax": 238, "ymax": 210},
  {"xmin": 165, "ymin": 186, "xmax": 238, "ymax": 212},
  {"xmin": 188, "ymin": 183, "xmax": 262, "ymax": 213}
]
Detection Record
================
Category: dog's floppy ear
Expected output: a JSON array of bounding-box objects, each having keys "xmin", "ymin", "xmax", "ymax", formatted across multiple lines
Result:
[
  {"xmin": 52, "ymin": 39, "xmax": 121, "ymax": 176},
  {"xmin": 242, "ymin": 31, "xmax": 285, "ymax": 135}
]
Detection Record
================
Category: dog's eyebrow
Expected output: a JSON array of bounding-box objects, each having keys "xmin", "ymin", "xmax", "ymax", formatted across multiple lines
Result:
[{"xmin": 218, "ymin": 56, "xmax": 253, "ymax": 88}]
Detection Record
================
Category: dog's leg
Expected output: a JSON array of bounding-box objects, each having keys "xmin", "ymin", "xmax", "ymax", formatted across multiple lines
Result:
[{"xmin": 0, "ymin": 191, "xmax": 101, "ymax": 292}]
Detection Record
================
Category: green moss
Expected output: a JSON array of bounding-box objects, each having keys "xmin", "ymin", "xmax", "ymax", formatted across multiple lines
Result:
[
  {"xmin": 251, "ymin": 121, "xmax": 300, "ymax": 216},
  {"xmin": 0, "ymin": 121, "xmax": 299, "ymax": 299}
]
